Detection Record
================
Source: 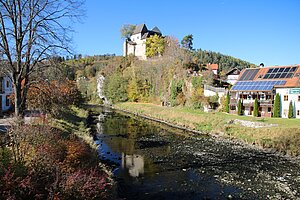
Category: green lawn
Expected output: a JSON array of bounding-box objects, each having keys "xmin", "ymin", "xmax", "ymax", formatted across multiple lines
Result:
[{"xmin": 115, "ymin": 102, "xmax": 300, "ymax": 156}]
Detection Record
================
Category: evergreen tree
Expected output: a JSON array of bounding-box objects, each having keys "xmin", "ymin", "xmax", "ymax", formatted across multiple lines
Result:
[
  {"xmin": 288, "ymin": 100, "xmax": 294, "ymax": 118},
  {"xmin": 225, "ymin": 92, "xmax": 230, "ymax": 113},
  {"xmin": 181, "ymin": 34, "xmax": 193, "ymax": 50},
  {"xmin": 253, "ymin": 98, "xmax": 259, "ymax": 117},
  {"xmin": 237, "ymin": 99, "xmax": 243, "ymax": 115},
  {"xmin": 272, "ymin": 93, "xmax": 281, "ymax": 118}
]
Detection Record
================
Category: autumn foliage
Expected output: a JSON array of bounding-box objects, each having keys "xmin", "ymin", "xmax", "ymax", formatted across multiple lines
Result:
[
  {"xmin": 0, "ymin": 125, "xmax": 112, "ymax": 199},
  {"xmin": 11, "ymin": 80, "xmax": 82, "ymax": 116}
]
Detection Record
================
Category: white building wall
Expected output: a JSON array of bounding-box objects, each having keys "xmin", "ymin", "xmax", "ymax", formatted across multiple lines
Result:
[
  {"xmin": 276, "ymin": 88, "xmax": 300, "ymax": 118},
  {"xmin": 226, "ymin": 75, "xmax": 239, "ymax": 85},
  {"xmin": 212, "ymin": 69, "xmax": 218, "ymax": 75},
  {"xmin": 134, "ymin": 38, "xmax": 146, "ymax": 60},
  {"xmin": 1, "ymin": 76, "xmax": 13, "ymax": 112},
  {"xmin": 123, "ymin": 33, "xmax": 147, "ymax": 60}
]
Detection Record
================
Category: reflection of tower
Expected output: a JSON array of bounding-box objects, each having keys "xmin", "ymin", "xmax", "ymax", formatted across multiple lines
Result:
[{"xmin": 122, "ymin": 153, "xmax": 144, "ymax": 177}]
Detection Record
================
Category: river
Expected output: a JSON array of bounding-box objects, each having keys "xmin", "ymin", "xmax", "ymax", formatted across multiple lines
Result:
[{"xmin": 89, "ymin": 106, "xmax": 300, "ymax": 199}]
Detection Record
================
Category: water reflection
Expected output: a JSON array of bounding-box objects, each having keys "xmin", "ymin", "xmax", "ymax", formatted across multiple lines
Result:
[
  {"xmin": 91, "ymin": 108, "xmax": 256, "ymax": 199},
  {"xmin": 122, "ymin": 153, "xmax": 144, "ymax": 177}
]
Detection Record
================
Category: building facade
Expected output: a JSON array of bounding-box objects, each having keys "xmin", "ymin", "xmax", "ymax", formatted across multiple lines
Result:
[
  {"xmin": 275, "ymin": 87, "xmax": 300, "ymax": 118},
  {"xmin": 123, "ymin": 24, "xmax": 162, "ymax": 60},
  {"xmin": 229, "ymin": 65, "xmax": 300, "ymax": 118},
  {"xmin": 225, "ymin": 68, "xmax": 241, "ymax": 85},
  {"xmin": 0, "ymin": 75, "xmax": 13, "ymax": 113}
]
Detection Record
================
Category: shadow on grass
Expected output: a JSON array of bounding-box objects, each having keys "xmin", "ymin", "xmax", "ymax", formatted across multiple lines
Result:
[{"xmin": 54, "ymin": 108, "xmax": 88, "ymax": 135}]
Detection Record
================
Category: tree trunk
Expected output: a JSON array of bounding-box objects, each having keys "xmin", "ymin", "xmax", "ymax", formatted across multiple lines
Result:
[{"xmin": 14, "ymin": 81, "xmax": 22, "ymax": 117}]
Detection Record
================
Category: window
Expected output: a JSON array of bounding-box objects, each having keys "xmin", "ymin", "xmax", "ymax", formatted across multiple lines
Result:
[
  {"xmin": 6, "ymin": 80, "xmax": 9, "ymax": 88},
  {"xmin": 298, "ymin": 96, "xmax": 300, "ymax": 102},
  {"xmin": 297, "ymin": 110, "xmax": 300, "ymax": 116},
  {"xmin": 268, "ymin": 107, "xmax": 272, "ymax": 112},
  {"xmin": 284, "ymin": 95, "xmax": 288, "ymax": 101},
  {"xmin": 5, "ymin": 95, "xmax": 10, "ymax": 107}
]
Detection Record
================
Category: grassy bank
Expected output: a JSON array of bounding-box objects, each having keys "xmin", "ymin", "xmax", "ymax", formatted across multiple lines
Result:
[
  {"xmin": 115, "ymin": 102, "xmax": 300, "ymax": 156},
  {"xmin": 52, "ymin": 105, "xmax": 95, "ymax": 148}
]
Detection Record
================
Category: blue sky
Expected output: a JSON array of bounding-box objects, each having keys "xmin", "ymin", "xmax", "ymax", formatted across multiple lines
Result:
[{"xmin": 72, "ymin": 0, "xmax": 300, "ymax": 66}]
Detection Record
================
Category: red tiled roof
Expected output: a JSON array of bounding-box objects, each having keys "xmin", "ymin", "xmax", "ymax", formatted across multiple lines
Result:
[
  {"xmin": 208, "ymin": 64, "xmax": 218, "ymax": 70},
  {"xmin": 237, "ymin": 65, "xmax": 300, "ymax": 88}
]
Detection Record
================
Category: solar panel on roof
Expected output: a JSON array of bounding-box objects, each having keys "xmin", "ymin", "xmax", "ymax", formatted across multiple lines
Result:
[
  {"xmin": 239, "ymin": 70, "xmax": 248, "ymax": 81},
  {"xmin": 280, "ymin": 73, "xmax": 287, "ymax": 78},
  {"xmin": 264, "ymin": 74, "xmax": 270, "ymax": 79},
  {"xmin": 291, "ymin": 67, "xmax": 297, "ymax": 72},
  {"xmin": 231, "ymin": 80, "xmax": 286, "ymax": 91},
  {"xmin": 248, "ymin": 69, "xmax": 259, "ymax": 80},
  {"xmin": 274, "ymin": 74, "xmax": 281, "ymax": 79},
  {"xmin": 286, "ymin": 73, "xmax": 293, "ymax": 78},
  {"xmin": 262, "ymin": 66, "xmax": 298, "ymax": 80},
  {"xmin": 269, "ymin": 74, "xmax": 275, "ymax": 79},
  {"xmin": 239, "ymin": 69, "xmax": 259, "ymax": 81},
  {"xmin": 244, "ymin": 70, "xmax": 253, "ymax": 80}
]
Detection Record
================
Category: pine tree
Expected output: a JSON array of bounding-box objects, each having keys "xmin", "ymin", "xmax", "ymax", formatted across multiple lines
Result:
[
  {"xmin": 272, "ymin": 93, "xmax": 281, "ymax": 118},
  {"xmin": 253, "ymin": 98, "xmax": 259, "ymax": 117},
  {"xmin": 237, "ymin": 99, "xmax": 243, "ymax": 115},
  {"xmin": 225, "ymin": 92, "xmax": 230, "ymax": 113},
  {"xmin": 288, "ymin": 100, "xmax": 294, "ymax": 118}
]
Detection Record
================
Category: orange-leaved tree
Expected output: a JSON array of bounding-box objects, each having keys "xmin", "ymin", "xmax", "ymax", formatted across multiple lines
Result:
[{"xmin": 11, "ymin": 80, "xmax": 82, "ymax": 116}]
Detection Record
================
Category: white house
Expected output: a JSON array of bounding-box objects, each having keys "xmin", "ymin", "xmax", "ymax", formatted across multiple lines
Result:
[
  {"xmin": 123, "ymin": 24, "xmax": 162, "ymax": 60},
  {"xmin": 230, "ymin": 65, "xmax": 300, "ymax": 118},
  {"xmin": 225, "ymin": 68, "xmax": 241, "ymax": 85},
  {"xmin": 0, "ymin": 75, "xmax": 13, "ymax": 113},
  {"xmin": 207, "ymin": 64, "xmax": 219, "ymax": 75},
  {"xmin": 275, "ymin": 87, "xmax": 300, "ymax": 118}
]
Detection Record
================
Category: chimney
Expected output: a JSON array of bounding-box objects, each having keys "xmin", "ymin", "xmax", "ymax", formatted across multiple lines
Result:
[{"xmin": 259, "ymin": 63, "xmax": 264, "ymax": 68}]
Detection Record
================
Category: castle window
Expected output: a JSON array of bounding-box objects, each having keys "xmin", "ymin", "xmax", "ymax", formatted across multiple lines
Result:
[{"xmin": 284, "ymin": 95, "xmax": 288, "ymax": 101}]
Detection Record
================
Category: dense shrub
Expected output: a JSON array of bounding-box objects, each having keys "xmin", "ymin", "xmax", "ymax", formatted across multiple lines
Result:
[{"xmin": 0, "ymin": 124, "xmax": 112, "ymax": 199}]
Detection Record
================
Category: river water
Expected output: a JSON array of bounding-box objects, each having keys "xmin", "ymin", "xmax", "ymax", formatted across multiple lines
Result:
[{"xmin": 90, "ymin": 106, "xmax": 300, "ymax": 200}]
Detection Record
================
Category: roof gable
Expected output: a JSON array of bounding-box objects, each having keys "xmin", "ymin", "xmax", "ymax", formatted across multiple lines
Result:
[
  {"xmin": 226, "ymin": 68, "xmax": 241, "ymax": 75},
  {"xmin": 151, "ymin": 26, "xmax": 161, "ymax": 34},
  {"xmin": 133, "ymin": 24, "xmax": 148, "ymax": 35}
]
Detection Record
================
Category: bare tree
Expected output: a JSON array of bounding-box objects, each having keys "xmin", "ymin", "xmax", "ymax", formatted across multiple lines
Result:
[{"xmin": 0, "ymin": 0, "xmax": 84, "ymax": 116}]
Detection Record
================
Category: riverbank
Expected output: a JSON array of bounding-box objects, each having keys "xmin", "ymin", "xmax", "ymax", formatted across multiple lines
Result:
[
  {"xmin": 0, "ymin": 106, "xmax": 114, "ymax": 199},
  {"xmin": 114, "ymin": 102, "xmax": 300, "ymax": 156}
]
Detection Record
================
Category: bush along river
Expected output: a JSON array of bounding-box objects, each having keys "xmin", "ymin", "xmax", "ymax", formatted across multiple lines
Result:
[{"xmin": 88, "ymin": 106, "xmax": 300, "ymax": 200}]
